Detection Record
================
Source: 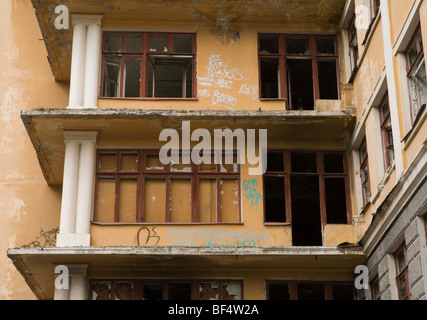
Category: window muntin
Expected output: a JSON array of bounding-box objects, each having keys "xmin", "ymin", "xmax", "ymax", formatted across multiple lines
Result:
[
  {"xmin": 379, "ymin": 94, "xmax": 395, "ymax": 170},
  {"xmin": 258, "ymin": 34, "xmax": 339, "ymax": 109},
  {"xmin": 263, "ymin": 151, "xmax": 351, "ymax": 245},
  {"xmin": 395, "ymin": 245, "xmax": 410, "ymax": 300},
  {"xmin": 90, "ymin": 279, "xmax": 242, "ymax": 300},
  {"xmin": 101, "ymin": 32, "xmax": 196, "ymax": 99},
  {"xmin": 359, "ymin": 139, "xmax": 371, "ymax": 207},
  {"xmin": 267, "ymin": 281, "xmax": 354, "ymax": 300},
  {"xmin": 94, "ymin": 150, "xmax": 240, "ymax": 224}
]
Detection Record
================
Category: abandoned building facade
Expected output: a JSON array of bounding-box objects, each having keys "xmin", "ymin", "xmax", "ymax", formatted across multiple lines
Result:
[{"xmin": 1, "ymin": 0, "xmax": 427, "ymax": 300}]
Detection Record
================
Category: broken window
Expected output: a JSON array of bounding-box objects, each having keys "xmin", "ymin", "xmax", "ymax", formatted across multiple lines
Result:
[
  {"xmin": 406, "ymin": 25, "xmax": 426, "ymax": 123},
  {"xmin": 359, "ymin": 139, "xmax": 371, "ymax": 207},
  {"xmin": 348, "ymin": 15, "xmax": 359, "ymax": 75},
  {"xmin": 379, "ymin": 94, "xmax": 395, "ymax": 170},
  {"xmin": 258, "ymin": 34, "xmax": 339, "ymax": 108},
  {"xmin": 94, "ymin": 150, "xmax": 240, "ymax": 224},
  {"xmin": 263, "ymin": 151, "xmax": 351, "ymax": 245},
  {"xmin": 101, "ymin": 32, "xmax": 196, "ymax": 99},
  {"xmin": 267, "ymin": 281, "xmax": 354, "ymax": 300},
  {"xmin": 395, "ymin": 245, "xmax": 410, "ymax": 300}
]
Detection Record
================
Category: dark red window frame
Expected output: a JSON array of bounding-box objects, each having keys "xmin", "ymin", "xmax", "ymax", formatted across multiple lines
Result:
[
  {"xmin": 257, "ymin": 33, "xmax": 340, "ymax": 107},
  {"xmin": 370, "ymin": 0, "xmax": 381, "ymax": 20},
  {"xmin": 262, "ymin": 150, "xmax": 352, "ymax": 226},
  {"xmin": 93, "ymin": 149, "xmax": 241, "ymax": 224},
  {"xmin": 89, "ymin": 279, "xmax": 244, "ymax": 300},
  {"xmin": 359, "ymin": 139, "xmax": 371, "ymax": 207},
  {"xmin": 100, "ymin": 31, "xmax": 197, "ymax": 99},
  {"xmin": 348, "ymin": 14, "xmax": 359, "ymax": 74},
  {"xmin": 395, "ymin": 244, "xmax": 410, "ymax": 300},
  {"xmin": 379, "ymin": 93, "xmax": 395, "ymax": 170}
]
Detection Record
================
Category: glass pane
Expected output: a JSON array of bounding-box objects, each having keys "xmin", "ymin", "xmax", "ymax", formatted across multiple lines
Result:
[
  {"xmin": 102, "ymin": 56, "xmax": 121, "ymax": 97},
  {"xmin": 124, "ymin": 56, "xmax": 141, "ymax": 97},
  {"xmin": 104, "ymin": 33, "xmax": 122, "ymax": 52},
  {"xmin": 143, "ymin": 283, "xmax": 163, "ymax": 300},
  {"xmin": 115, "ymin": 282, "xmax": 134, "ymax": 300},
  {"xmin": 95, "ymin": 177, "xmax": 116, "ymax": 222},
  {"xmin": 220, "ymin": 178, "xmax": 240, "ymax": 223},
  {"xmin": 170, "ymin": 177, "xmax": 192, "ymax": 223},
  {"xmin": 286, "ymin": 37, "xmax": 310, "ymax": 55},
  {"xmin": 268, "ymin": 282, "xmax": 290, "ymax": 300},
  {"xmin": 118, "ymin": 177, "xmax": 137, "ymax": 223},
  {"xmin": 200, "ymin": 282, "xmax": 219, "ymax": 300},
  {"xmin": 199, "ymin": 178, "xmax": 217, "ymax": 223},
  {"xmin": 92, "ymin": 282, "xmax": 111, "ymax": 300},
  {"xmin": 266, "ymin": 152, "xmax": 284, "ymax": 172},
  {"xmin": 325, "ymin": 178, "xmax": 348, "ymax": 224},
  {"xmin": 260, "ymin": 58, "xmax": 280, "ymax": 98},
  {"xmin": 317, "ymin": 38, "xmax": 336, "ymax": 54},
  {"xmin": 173, "ymin": 35, "xmax": 193, "ymax": 53},
  {"xmin": 396, "ymin": 249, "xmax": 406, "ymax": 274},
  {"xmin": 168, "ymin": 283, "xmax": 192, "ymax": 300},
  {"xmin": 264, "ymin": 176, "xmax": 286, "ymax": 223},
  {"xmin": 260, "ymin": 35, "xmax": 279, "ymax": 54},
  {"xmin": 360, "ymin": 143, "xmax": 367, "ymax": 163},
  {"xmin": 150, "ymin": 35, "xmax": 168, "ymax": 52},
  {"xmin": 120, "ymin": 152, "xmax": 138, "ymax": 172},
  {"xmin": 396, "ymin": 275, "xmax": 408, "ymax": 300},
  {"xmin": 291, "ymin": 152, "xmax": 317, "ymax": 173},
  {"xmin": 324, "ymin": 153, "xmax": 344, "ymax": 173},
  {"xmin": 146, "ymin": 154, "xmax": 164, "ymax": 170},
  {"xmin": 297, "ymin": 283, "xmax": 325, "ymax": 300},
  {"xmin": 221, "ymin": 282, "xmax": 242, "ymax": 300},
  {"xmin": 99, "ymin": 153, "xmax": 117, "ymax": 172},
  {"xmin": 125, "ymin": 33, "xmax": 143, "ymax": 53},
  {"xmin": 144, "ymin": 178, "xmax": 166, "ymax": 222}
]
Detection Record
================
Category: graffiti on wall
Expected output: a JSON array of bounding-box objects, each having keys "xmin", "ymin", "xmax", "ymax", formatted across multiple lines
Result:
[
  {"xmin": 137, "ymin": 226, "xmax": 160, "ymax": 246},
  {"xmin": 165, "ymin": 227, "xmax": 268, "ymax": 247},
  {"xmin": 243, "ymin": 179, "xmax": 263, "ymax": 212},
  {"xmin": 19, "ymin": 227, "xmax": 60, "ymax": 248},
  {"xmin": 198, "ymin": 54, "xmax": 258, "ymax": 109}
]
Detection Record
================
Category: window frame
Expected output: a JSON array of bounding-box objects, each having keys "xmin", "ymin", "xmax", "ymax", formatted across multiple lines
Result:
[
  {"xmin": 370, "ymin": 0, "xmax": 381, "ymax": 21},
  {"xmin": 89, "ymin": 279, "xmax": 244, "ymax": 300},
  {"xmin": 394, "ymin": 244, "xmax": 410, "ymax": 300},
  {"xmin": 100, "ymin": 31, "xmax": 197, "ymax": 100},
  {"xmin": 370, "ymin": 276, "xmax": 381, "ymax": 300},
  {"xmin": 93, "ymin": 149, "xmax": 241, "ymax": 224},
  {"xmin": 262, "ymin": 150, "xmax": 352, "ymax": 226},
  {"xmin": 348, "ymin": 14, "xmax": 359, "ymax": 75},
  {"xmin": 359, "ymin": 139, "xmax": 371, "ymax": 207},
  {"xmin": 405, "ymin": 24, "xmax": 426, "ymax": 124},
  {"xmin": 378, "ymin": 93, "xmax": 395, "ymax": 171},
  {"xmin": 257, "ymin": 33, "xmax": 340, "ymax": 107}
]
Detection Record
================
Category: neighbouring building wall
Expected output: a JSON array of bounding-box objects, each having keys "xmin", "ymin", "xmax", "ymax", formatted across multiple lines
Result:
[{"xmin": 0, "ymin": 0, "xmax": 68, "ymax": 299}]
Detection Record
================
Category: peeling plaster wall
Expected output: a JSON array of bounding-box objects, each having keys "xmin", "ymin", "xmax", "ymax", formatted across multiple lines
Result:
[{"xmin": 0, "ymin": 0, "xmax": 67, "ymax": 299}]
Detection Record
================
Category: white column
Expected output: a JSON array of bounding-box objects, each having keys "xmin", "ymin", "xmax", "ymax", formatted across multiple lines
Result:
[
  {"xmin": 75, "ymin": 139, "xmax": 97, "ymax": 238},
  {"xmin": 380, "ymin": 0, "xmax": 405, "ymax": 176},
  {"xmin": 57, "ymin": 131, "xmax": 97, "ymax": 247},
  {"xmin": 68, "ymin": 23, "xmax": 86, "ymax": 108},
  {"xmin": 68, "ymin": 265, "xmax": 89, "ymax": 300},
  {"xmin": 68, "ymin": 14, "xmax": 103, "ymax": 109},
  {"xmin": 57, "ymin": 140, "xmax": 79, "ymax": 247},
  {"xmin": 83, "ymin": 23, "xmax": 102, "ymax": 108}
]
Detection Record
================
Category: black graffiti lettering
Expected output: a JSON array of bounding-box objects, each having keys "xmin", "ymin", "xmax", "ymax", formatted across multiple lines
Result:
[{"xmin": 137, "ymin": 226, "xmax": 160, "ymax": 246}]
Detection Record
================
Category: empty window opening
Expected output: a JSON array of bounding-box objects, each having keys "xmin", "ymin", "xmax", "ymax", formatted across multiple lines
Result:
[
  {"xmin": 287, "ymin": 59, "xmax": 314, "ymax": 110},
  {"xmin": 325, "ymin": 178, "xmax": 348, "ymax": 224},
  {"xmin": 291, "ymin": 175, "xmax": 322, "ymax": 246},
  {"xmin": 318, "ymin": 60, "xmax": 338, "ymax": 99},
  {"xmin": 297, "ymin": 283, "xmax": 325, "ymax": 300},
  {"xmin": 291, "ymin": 152, "xmax": 317, "ymax": 173},
  {"xmin": 324, "ymin": 153, "xmax": 344, "ymax": 173},
  {"xmin": 264, "ymin": 176, "xmax": 286, "ymax": 223},
  {"xmin": 168, "ymin": 283, "xmax": 192, "ymax": 300},
  {"xmin": 332, "ymin": 284, "xmax": 355, "ymax": 300},
  {"xmin": 267, "ymin": 282, "xmax": 290, "ymax": 300},
  {"xmin": 286, "ymin": 37, "xmax": 310, "ymax": 55},
  {"xmin": 143, "ymin": 283, "xmax": 164, "ymax": 300},
  {"xmin": 259, "ymin": 35, "xmax": 279, "ymax": 54},
  {"xmin": 266, "ymin": 152, "xmax": 284, "ymax": 172},
  {"xmin": 260, "ymin": 58, "xmax": 280, "ymax": 98}
]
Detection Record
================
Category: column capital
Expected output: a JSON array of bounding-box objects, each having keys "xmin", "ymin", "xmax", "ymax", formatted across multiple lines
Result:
[
  {"xmin": 64, "ymin": 131, "xmax": 98, "ymax": 143},
  {"xmin": 71, "ymin": 14, "xmax": 103, "ymax": 26}
]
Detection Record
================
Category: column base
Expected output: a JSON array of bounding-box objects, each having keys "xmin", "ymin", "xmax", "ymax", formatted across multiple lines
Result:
[{"xmin": 56, "ymin": 233, "xmax": 91, "ymax": 247}]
